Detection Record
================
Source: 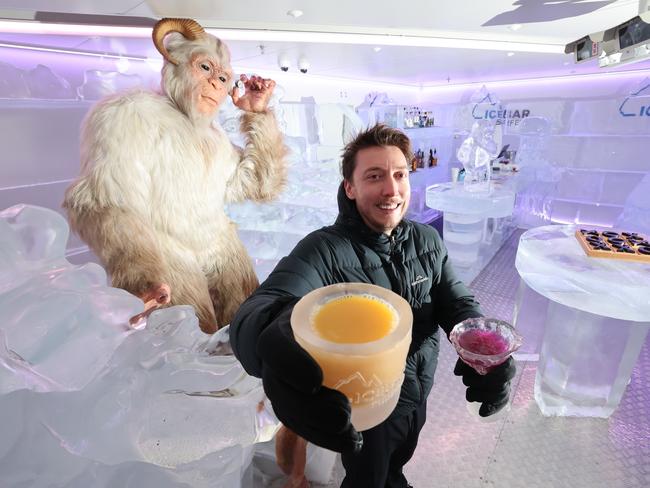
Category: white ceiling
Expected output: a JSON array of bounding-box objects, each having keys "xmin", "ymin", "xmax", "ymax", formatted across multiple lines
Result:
[{"xmin": 0, "ymin": 0, "xmax": 648, "ymax": 86}]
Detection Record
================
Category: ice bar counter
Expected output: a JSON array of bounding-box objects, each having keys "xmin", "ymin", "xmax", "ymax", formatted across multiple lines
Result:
[
  {"xmin": 425, "ymin": 182, "xmax": 516, "ymax": 282},
  {"xmin": 513, "ymin": 225, "xmax": 650, "ymax": 417}
]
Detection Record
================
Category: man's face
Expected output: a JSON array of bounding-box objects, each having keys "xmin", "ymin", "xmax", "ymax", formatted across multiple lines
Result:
[
  {"xmin": 189, "ymin": 53, "xmax": 232, "ymax": 116},
  {"xmin": 344, "ymin": 145, "xmax": 411, "ymax": 235}
]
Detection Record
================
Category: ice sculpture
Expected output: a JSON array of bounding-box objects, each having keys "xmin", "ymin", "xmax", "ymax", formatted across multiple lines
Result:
[
  {"xmin": 77, "ymin": 70, "xmax": 143, "ymax": 100},
  {"xmin": 0, "ymin": 62, "xmax": 75, "ymax": 100},
  {"xmin": 0, "ymin": 204, "xmax": 278, "ymax": 487},
  {"xmin": 26, "ymin": 64, "xmax": 76, "ymax": 99},
  {"xmin": 456, "ymin": 86, "xmax": 503, "ymax": 193},
  {"xmin": 0, "ymin": 61, "xmax": 30, "ymax": 98},
  {"xmin": 355, "ymin": 92, "xmax": 395, "ymax": 127}
]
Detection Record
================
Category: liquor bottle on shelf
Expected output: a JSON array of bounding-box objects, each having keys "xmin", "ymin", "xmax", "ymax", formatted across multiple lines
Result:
[{"xmin": 410, "ymin": 156, "xmax": 417, "ymax": 172}]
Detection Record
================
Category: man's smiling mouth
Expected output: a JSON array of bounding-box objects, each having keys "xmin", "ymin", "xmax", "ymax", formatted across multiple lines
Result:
[{"xmin": 378, "ymin": 203, "xmax": 401, "ymax": 210}]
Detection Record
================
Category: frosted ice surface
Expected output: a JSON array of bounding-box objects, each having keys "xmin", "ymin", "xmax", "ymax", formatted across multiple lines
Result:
[
  {"xmin": 617, "ymin": 173, "xmax": 650, "ymax": 234},
  {"xmin": 426, "ymin": 182, "xmax": 515, "ymax": 218},
  {"xmin": 518, "ymin": 115, "xmax": 551, "ymax": 136},
  {"xmin": 0, "ymin": 203, "xmax": 69, "ymax": 264},
  {"xmin": 0, "ymin": 205, "xmax": 141, "ymax": 392},
  {"xmin": 227, "ymin": 139, "xmax": 342, "ymax": 280},
  {"xmin": 77, "ymin": 70, "xmax": 143, "ymax": 100},
  {"xmin": 238, "ymin": 229, "xmax": 303, "ymax": 260},
  {"xmin": 515, "ymin": 224, "xmax": 650, "ymax": 322},
  {"xmin": 0, "ymin": 205, "xmax": 277, "ymax": 487}
]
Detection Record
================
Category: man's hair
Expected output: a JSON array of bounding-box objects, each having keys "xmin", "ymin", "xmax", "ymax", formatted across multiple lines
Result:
[{"xmin": 341, "ymin": 124, "xmax": 414, "ymax": 181}]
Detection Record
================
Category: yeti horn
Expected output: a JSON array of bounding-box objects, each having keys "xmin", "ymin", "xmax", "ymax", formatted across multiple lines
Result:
[{"xmin": 152, "ymin": 18, "xmax": 206, "ymax": 65}]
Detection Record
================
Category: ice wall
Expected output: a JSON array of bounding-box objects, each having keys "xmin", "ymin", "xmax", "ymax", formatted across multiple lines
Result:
[{"xmin": 420, "ymin": 74, "xmax": 650, "ymax": 231}]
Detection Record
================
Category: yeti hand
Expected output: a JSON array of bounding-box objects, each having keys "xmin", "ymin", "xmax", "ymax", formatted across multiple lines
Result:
[
  {"xmin": 231, "ymin": 74, "xmax": 275, "ymax": 113},
  {"xmin": 129, "ymin": 283, "xmax": 171, "ymax": 326}
]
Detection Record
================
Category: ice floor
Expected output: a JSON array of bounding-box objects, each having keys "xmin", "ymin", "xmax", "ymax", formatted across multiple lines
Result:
[{"xmin": 316, "ymin": 229, "xmax": 649, "ymax": 488}]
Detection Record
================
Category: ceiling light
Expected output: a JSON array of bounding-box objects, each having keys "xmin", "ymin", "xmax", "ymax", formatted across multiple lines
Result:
[
  {"xmin": 507, "ymin": 52, "xmax": 515, "ymax": 56},
  {"xmin": 211, "ymin": 29, "xmax": 563, "ymax": 54},
  {"xmin": 373, "ymin": 46, "xmax": 382, "ymax": 52},
  {"xmin": 509, "ymin": 24, "xmax": 523, "ymax": 31},
  {"xmin": 0, "ymin": 20, "xmax": 564, "ymax": 54},
  {"xmin": 287, "ymin": 10, "xmax": 303, "ymax": 18}
]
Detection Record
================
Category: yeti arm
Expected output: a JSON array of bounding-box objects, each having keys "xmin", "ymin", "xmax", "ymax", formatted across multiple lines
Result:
[
  {"xmin": 224, "ymin": 110, "xmax": 289, "ymax": 203},
  {"xmin": 63, "ymin": 93, "xmax": 169, "ymax": 296}
]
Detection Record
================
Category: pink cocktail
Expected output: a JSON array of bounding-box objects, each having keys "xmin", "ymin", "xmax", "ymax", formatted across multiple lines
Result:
[{"xmin": 450, "ymin": 318, "xmax": 522, "ymax": 375}]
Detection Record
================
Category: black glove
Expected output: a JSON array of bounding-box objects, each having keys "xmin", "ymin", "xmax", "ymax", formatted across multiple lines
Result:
[
  {"xmin": 453, "ymin": 356, "xmax": 516, "ymax": 417},
  {"xmin": 257, "ymin": 305, "xmax": 363, "ymax": 454}
]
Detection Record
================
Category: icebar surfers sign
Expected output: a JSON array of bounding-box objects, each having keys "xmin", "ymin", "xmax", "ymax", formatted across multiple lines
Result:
[{"xmin": 472, "ymin": 93, "xmax": 531, "ymax": 127}]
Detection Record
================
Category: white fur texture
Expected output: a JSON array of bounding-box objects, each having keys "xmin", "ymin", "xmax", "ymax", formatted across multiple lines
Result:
[{"xmin": 64, "ymin": 89, "xmax": 287, "ymax": 332}]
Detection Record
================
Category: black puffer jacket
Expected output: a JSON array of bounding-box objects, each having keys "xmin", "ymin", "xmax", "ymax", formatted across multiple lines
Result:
[{"xmin": 231, "ymin": 183, "xmax": 482, "ymax": 416}]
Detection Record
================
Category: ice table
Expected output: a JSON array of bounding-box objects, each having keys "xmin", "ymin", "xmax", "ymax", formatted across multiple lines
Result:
[
  {"xmin": 514, "ymin": 224, "xmax": 650, "ymax": 417},
  {"xmin": 426, "ymin": 182, "xmax": 516, "ymax": 282}
]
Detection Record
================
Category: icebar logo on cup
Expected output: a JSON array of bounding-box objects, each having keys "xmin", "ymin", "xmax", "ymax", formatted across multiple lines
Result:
[{"xmin": 334, "ymin": 372, "xmax": 403, "ymax": 406}]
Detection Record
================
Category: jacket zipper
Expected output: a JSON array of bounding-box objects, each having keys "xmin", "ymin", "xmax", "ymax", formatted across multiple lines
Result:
[{"xmin": 388, "ymin": 234, "xmax": 404, "ymax": 296}]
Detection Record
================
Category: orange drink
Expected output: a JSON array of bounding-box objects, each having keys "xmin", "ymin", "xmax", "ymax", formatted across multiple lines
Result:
[
  {"xmin": 291, "ymin": 283, "xmax": 412, "ymax": 431},
  {"xmin": 312, "ymin": 295, "xmax": 395, "ymax": 343}
]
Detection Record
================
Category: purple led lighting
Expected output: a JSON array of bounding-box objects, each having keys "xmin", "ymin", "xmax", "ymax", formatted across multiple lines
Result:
[{"xmin": 421, "ymin": 67, "xmax": 650, "ymax": 92}]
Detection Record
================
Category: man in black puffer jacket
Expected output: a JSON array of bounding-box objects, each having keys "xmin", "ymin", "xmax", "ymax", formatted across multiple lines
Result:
[{"xmin": 230, "ymin": 124, "xmax": 516, "ymax": 488}]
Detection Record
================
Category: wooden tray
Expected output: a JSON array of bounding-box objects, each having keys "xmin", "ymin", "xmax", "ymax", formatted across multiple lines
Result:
[{"xmin": 575, "ymin": 229, "xmax": 650, "ymax": 263}]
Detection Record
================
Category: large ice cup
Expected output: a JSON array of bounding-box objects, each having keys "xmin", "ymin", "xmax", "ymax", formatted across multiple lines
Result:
[
  {"xmin": 290, "ymin": 283, "xmax": 412, "ymax": 431},
  {"xmin": 450, "ymin": 317, "xmax": 523, "ymax": 375}
]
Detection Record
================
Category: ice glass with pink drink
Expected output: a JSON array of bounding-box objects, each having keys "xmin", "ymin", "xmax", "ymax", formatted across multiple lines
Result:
[{"xmin": 450, "ymin": 317, "xmax": 523, "ymax": 375}]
